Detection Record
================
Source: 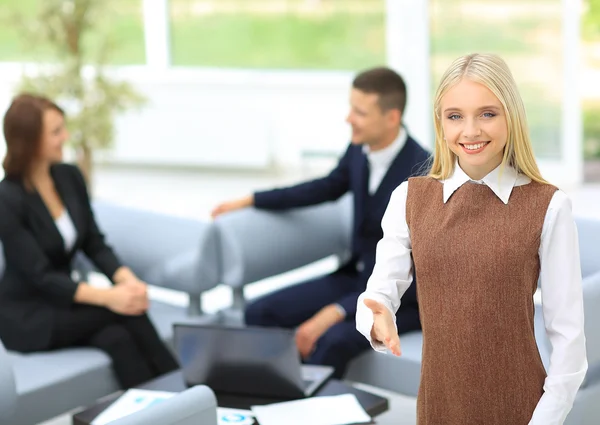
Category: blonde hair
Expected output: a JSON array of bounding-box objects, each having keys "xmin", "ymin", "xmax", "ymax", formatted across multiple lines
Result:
[{"xmin": 429, "ymin": 53, "xmax": 547, "ymax": 184}]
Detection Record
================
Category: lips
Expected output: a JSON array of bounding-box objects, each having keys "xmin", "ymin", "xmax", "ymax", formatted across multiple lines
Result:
[
  {"xmin": 459, "ymin": 141, "xmax": 490, "ymax": 154},
  {"xmin": 461, "ymin": 142, "xmax": 490, "ymax": 150}
]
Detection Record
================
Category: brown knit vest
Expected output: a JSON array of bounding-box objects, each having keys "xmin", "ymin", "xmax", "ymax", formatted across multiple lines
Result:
[{"xmin": 405, "ymin": 176, "xmax": 557, "ymax": 425}]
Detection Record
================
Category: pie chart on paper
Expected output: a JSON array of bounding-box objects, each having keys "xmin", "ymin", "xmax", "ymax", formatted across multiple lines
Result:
[{"xmin": 217, "ymin": 407, "xmax": 254, "ymax": 425}]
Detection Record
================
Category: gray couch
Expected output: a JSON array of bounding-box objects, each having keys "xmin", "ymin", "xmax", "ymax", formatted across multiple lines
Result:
[
  {"xmin": 214, "ymin": 198, "xmax": 600, "ymax": 425},
  {"xmin": 1, "ymin": 201, "xmax": 220, "ymax": 425},
  {"xmin": 0, "ymin": 336, "xmax": 17, "ymax": 422}
]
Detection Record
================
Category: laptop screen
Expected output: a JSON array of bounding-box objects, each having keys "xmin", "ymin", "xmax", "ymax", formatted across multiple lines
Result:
[{"xmin": 173, "ymin": 324, "xmax": 306, "ymax": 398}]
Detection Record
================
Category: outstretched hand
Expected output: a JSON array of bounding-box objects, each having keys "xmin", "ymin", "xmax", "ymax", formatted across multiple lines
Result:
[
  {"xmin": 210, "ymin": 195, "xmax": 253, "ymax": 219},
  {"xmin": 364, "ymin": 298, "xmax": 401, "ymax": 356}
]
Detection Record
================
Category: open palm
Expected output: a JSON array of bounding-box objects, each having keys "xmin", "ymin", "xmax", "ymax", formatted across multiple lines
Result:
[{"xmin": 364, "ymin": 298, "xmax": 401, "ymax": 356}]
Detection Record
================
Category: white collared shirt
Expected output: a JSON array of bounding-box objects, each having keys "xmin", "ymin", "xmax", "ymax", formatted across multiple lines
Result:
[
  {"xmin": 55, "ymin": 210, "xmax": 77, "ymax": 252},
  {"xmin": 355, "ymin": 162, "xmax": 588, "ymax": 425},
  {"xmin": 363, "ymin": 128, "xmax": 407, "ymax": 194}
]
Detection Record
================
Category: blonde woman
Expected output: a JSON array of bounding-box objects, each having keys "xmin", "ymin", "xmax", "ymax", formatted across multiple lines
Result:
[{"xmin": 356, "ymin": 53, "xmax": 587, "ymax": 424}]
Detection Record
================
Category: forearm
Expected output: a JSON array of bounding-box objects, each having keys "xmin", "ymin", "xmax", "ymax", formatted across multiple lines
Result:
[
  {"xmin": 311, "ymin": 304, "xmax": 346, "ymax": 332},
  {"xmin": 74, "ymin": 282, "xmax": 111, "ymax": 307},
  {"xmin": 254, "ymin": 180, "xmax": 346, "ymax": 210}
]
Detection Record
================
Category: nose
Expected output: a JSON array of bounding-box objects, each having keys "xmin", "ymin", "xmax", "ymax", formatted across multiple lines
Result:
[{"xmin": 463, "ymin": 118, "xmax": 481, "ymax": 140}]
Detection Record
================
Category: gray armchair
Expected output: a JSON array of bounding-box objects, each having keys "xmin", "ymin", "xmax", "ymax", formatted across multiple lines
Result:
[
  {"xmin": 90, "ymin": 200, "xmax": 221, "ymax": 316},
  {"xmin": 88, "ymin": 200, "xmax": 221, "ymax": 340},
  {"xmin": 214, "ymin": 194, "xmax": 352, "ymax": 312},
  {"xmin": 215, "ymin": 196, "xmax": 600, "ymax": 425},
  {"xmin": 109, "ymin": 385, "xmax": 218, "ymax": 425}
]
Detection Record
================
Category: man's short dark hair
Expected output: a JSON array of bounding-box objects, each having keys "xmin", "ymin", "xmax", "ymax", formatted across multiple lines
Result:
[{"xmin": 352, "ymin": 67, "xmax": 407, "ymax": 114}]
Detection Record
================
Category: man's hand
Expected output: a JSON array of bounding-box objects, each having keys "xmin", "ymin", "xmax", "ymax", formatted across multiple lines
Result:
[
  {"xmin": 295, "ymin": 305, "xmax": 345, "ymax": 359},
  {"xmin": 211, "ymin": 195, "xmax": 254, "ymax": 219},
  {"xmin": 364, "ymin": 298, "xmax": 401, "ymax": 356}
]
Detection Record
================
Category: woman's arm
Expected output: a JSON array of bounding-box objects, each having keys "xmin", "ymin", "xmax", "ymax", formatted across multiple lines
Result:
[
  {"xmin": 74, "ymin": 283, "xmax": 111, "ymax": 306},
  {"xmin": 67, "ymin": 165, "xmax": 122, "ymax": 281},
  {"xmin": 356, "ymin": 181, "xmax": 414, "ymax": 350},
  {"xmin": 75, "ymin": 282, "xmax": 148, "ymax": 315},
  {"xmin": 528, "ymin": 191, "xmax": 588, "ymax": 425}
]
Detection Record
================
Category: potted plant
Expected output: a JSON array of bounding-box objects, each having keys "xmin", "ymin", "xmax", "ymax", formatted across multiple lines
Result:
[{"xmin": 12, "ymin": 0, "xmax": 146, "ymax": 184}]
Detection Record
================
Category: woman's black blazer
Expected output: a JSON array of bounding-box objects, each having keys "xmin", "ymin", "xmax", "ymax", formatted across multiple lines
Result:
[{"xmin": 0, "ymin": 163, "xmax": 122, "ymax": 352}]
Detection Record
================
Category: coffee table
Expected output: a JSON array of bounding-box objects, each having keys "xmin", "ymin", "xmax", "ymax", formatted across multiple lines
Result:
[{"xmin": 72, "ymin": 370, "xmax": 389, "ymax": 425}]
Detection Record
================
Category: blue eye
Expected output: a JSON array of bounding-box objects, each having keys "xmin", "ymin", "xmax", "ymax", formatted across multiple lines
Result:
[
  {"xmin": 482, "ymin": 112, "xmax": 496, "ymax": 118},
  {"xmin": 448, "ymin": 114, "xmax": 461, "ymax": 120}
]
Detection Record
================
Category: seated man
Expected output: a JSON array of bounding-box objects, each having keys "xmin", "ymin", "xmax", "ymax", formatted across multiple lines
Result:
[{"xmin": 212, "ymin": 67, "xmax": 430, "ymax": 378}]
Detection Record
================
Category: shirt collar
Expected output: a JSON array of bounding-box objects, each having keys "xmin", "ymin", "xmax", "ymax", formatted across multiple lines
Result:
[
  {"xmin": 362, "ymin": 127, "xmax": 407, "ymax": 168},
  {"xmin": 442, "ymin": 161, "xmax": 519, "ymax": 204}
]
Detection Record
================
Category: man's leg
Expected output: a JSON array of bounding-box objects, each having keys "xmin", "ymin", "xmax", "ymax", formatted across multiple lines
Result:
[
  {"xmin": 305, "ymin": 320, "xmax": 370, "ymax": 379},
  {"xmin": 244, "ymin": 270, "xmax": 358, "ymax": 329},
  {"xmin": 395, "ymin": 304, "xmax": 421, "ymax": 335}
]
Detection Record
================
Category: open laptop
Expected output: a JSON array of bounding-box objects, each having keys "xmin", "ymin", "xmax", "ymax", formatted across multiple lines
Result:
[{"xmin": 173, "ymin": 323, "xmax": 334, "ymax": 400}]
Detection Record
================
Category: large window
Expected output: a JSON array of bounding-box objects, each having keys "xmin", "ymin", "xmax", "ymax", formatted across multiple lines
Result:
[
  {"xmin": 430, "ymin": 0, "xmax": 563, "ymax": 158},
  {"xmin": 0, "ymin": 0, "xmax": 146, "ymax": 64},
  {"xmin": 169, "ymin": 0, "xmax": 386, "ymax": 70}
]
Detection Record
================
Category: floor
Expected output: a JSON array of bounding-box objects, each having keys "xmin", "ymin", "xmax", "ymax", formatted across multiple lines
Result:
[{"xmin": 35, "ymin": 161, "xmax": 600, "ymax": 425}]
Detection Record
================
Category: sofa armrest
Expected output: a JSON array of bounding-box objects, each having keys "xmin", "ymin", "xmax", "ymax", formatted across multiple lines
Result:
[
  {"xmin": 583, "ymin": 271, "xmax": 600, "ymax": 370},
  {"xmin": 109, "ymin": 385, "xmax": 218, "ymax": 425},
  {"xmin": 90, "ymin": 201, "xmax": 220, "ymax": 296},
  {"xmin": 215, "ymin": 194, "xmax": 352, "ymax": 288},
  {"xmin": 0, "ymin": 338, "xmax": 17, "ymax": 421}
]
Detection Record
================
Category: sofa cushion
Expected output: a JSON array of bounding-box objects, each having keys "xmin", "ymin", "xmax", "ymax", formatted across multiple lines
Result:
[
  {"xmin": 576, "ymin": 217, "xmax": 600, "ymax": 279},
  {"xmin": 9, "ymin": 348, "xmax": 117, "ymax": 425}
]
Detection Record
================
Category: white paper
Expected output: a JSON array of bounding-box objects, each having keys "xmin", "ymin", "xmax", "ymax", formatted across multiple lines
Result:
[
  {"xmin": 251, "ymin": 394, "xmax": 371, "ymax": 425},
  {"xmin": 217, "ymin": 407, "xmax": 254, "ymax": 425},
  {"xmin": 91, "ymin": 389, "xmax": 177, "ymax": 425}
]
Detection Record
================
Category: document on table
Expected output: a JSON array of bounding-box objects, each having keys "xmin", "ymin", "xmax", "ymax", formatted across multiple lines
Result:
[
  {"xmin": 91, "ymin": 389, "xmax": 177, "ymax": 425},
  {"xmin": 251, "ymin": 393, "xmax": 372, "ymax": 425}
]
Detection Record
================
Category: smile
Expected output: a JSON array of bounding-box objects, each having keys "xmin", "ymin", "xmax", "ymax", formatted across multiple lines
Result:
[{"xmin": 460, "ymin": 141, "xmax": 490, "ymax": 153}]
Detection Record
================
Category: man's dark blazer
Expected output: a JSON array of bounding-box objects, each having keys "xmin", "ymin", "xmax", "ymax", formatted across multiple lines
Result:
[
  {"xmin": 0, "ymin": 163, "xmax": 122, "ymax": 352},
  {"xmin": 253, "ymin": 135, "xmax": 430, "ymax": 317}
]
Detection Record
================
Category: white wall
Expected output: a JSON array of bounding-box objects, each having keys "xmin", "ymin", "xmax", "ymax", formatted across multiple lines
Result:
[{"xmin": 0, "ymin": 63, "xmax": 358, "ymax": 171}]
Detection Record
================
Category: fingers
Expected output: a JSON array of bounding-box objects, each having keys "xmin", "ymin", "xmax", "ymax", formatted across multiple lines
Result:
[
  {"xmin": 385, "ymin": 335, "xmax": 402, "ymax": 357},
  {"xmin": 210, "ymin": 206, "xmax": 224, "ymax": 219},
  {"xmin": 295, "ymin": 333, "xmax": 308, "ymax": 358},
  {"xmin": 295, "ymin": 329, "xmax": 316, "ymax": 360},
  {"xmin": 211, "ymin": 203, "xmax": 233, "ymax": 219}
]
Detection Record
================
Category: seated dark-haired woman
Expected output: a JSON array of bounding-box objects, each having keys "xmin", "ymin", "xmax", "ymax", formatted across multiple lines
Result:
[{"xmin": 0, "ymin": 94, "xmax": 178, "ymax": 389}]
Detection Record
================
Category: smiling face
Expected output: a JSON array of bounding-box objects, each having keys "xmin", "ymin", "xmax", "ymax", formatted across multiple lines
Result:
[
  {"xmin": 37, "ymin": 108, "xmax": 68, "ymax": 164},
  {"xmin": 440, "ymin": 78, "xmax": 508, "ymax": 180},
  {"xmin": 346, "ymin": 88, "xmax": 401, "ymax": 151}
]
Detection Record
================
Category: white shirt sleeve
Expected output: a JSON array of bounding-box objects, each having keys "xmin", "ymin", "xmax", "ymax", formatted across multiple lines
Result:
[
  {"xmin": 529, "ymin": 190, "xmax": 588, "ymax": 425},
  {"xmin": 356, "ymin": 181, "xmax": 414, "ymax": 352}
]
